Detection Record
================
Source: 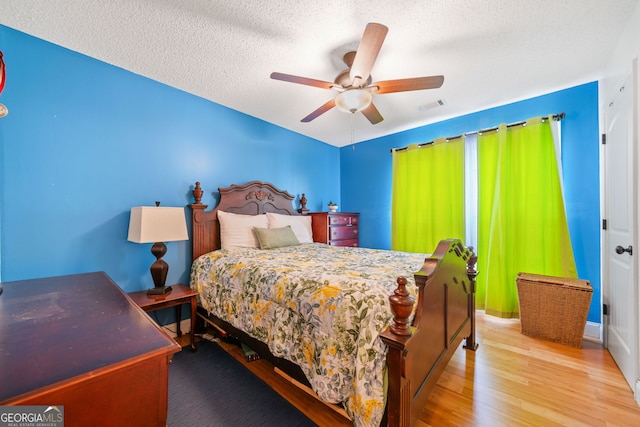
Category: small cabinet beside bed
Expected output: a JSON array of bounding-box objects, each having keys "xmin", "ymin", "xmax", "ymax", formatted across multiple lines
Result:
[
  {"xmin": 309, "ymin": 211, "xmax": 359, "ymax": 247},
  {"xmin": 188, "ymin": 181, "xmax": 478, "ymax": 427}
]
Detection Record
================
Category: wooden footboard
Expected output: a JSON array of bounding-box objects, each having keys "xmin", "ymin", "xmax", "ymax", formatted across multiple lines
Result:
[{"xmin": 381, "ymin": 239, "xmax": 478, "ymax": 427}]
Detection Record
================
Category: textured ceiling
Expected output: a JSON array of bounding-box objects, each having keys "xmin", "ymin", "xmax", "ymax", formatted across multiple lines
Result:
[{"xmin": 1, "ymin": 0, "xmax": 638, "ymax": 147}]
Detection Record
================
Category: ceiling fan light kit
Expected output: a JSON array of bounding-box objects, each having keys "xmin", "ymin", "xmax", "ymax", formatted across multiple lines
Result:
[
  {"xmin": 271, "ymin": 22, "xmax": 444, "ymax": 124},
  {"xmin": 335, "ymin": 89, "xmax": 372, "ymax": 113}
]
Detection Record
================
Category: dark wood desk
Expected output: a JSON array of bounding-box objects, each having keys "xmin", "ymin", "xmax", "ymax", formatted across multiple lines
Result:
[
  {"xmin": 128, "ymin": 284, "xmax": 198, "ymax": 352},
  {"xmin": 0, "ymin": 271, "xmax": 181, "ymax": 427}
]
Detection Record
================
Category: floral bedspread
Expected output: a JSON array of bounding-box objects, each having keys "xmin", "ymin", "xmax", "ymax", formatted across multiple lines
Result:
[{"xmin": 190, "ymin": 243, "xmax": 428, "ymax": 427}]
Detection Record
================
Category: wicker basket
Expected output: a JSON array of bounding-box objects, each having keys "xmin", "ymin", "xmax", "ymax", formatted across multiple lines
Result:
[{"xmin": 516, "ymin": 272, "xmax": 592, "ymax": 348}]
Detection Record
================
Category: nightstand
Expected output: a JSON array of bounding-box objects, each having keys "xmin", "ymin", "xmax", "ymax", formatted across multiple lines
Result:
[{"xmin": 128, "ymin": 284, "xmax": 198, "ymax": 352}]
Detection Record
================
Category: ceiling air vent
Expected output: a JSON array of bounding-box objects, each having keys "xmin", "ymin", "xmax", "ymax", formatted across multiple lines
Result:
[{"xmin": 418, "ymin": 99, "xmax": 445, "ymax": 112}]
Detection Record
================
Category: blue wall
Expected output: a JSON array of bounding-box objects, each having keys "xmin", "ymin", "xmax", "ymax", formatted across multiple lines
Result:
[
  {"xmin": 1, "ymin": 26, "xmax": 601, "ymax": 324},
  {"xmin": 340, "ymin": 83, "xmax": 601, "ymax": 323},
  {"xmin": 0, "ymin": 25, "xmax": 340, "ymax": 291}
]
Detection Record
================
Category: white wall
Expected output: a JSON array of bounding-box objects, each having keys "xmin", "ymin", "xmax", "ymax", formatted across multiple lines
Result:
[{"xmin": 600, "ymin": 3, "xmax": 640, "ymax": 97}]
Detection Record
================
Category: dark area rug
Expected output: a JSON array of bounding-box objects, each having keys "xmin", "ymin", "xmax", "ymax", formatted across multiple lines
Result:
[{"xmin": 168, "ymin": 339, "xmax": 318, "ymax": 427}]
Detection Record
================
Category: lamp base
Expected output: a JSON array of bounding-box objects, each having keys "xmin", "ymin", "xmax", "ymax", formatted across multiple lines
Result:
[{"xmin": 147, "ymin": 285, "xmax": 173, "ymax": 296}]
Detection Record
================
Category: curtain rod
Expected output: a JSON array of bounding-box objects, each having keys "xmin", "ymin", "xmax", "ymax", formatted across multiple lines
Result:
[{"xmin": 390, "ymin": 112, "xmax": 565, "ymax": 153}]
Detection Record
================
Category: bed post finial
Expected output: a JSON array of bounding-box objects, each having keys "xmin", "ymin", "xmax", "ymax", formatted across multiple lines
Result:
[
  {"xmin": 298, "ymin": 193, "xmax": 309, "ymax": 214},
  {"xmin": 466, "ymin": 246, "xmax": 477, "ymax": 280},
  {"xmin": 388, "ymin": 277, "xmax": 414, "ymax": 336},
  {"xmin": 193, "ymin": 182, "xmax": 203, "ymax": 204},
  {"xmin": 464, "ymin": 246, "xmax": 479, "ymax": 351}
]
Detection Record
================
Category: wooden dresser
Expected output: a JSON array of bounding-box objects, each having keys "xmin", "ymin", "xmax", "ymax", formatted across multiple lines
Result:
[
  {"xmin": 0, "ymin": 271, "xmax": 181, "ymax": 427},
  {"xmin": 309, "ymin": 212, "xmax": 359, "ymax": 247}
]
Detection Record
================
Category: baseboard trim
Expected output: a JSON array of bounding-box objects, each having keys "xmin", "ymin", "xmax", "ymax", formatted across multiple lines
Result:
[
  {"xmin": 162, "ymin": 319, "xmax": 191, "ymax": 338},
  {"xmin": 584, "ymin": 321, "xmax": 601, "ymax": 341}
]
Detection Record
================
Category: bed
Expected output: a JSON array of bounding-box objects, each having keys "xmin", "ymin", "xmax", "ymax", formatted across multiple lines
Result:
[{"xmin": 188, "ymin": 180, "xmax": 478, "ymax": 427}]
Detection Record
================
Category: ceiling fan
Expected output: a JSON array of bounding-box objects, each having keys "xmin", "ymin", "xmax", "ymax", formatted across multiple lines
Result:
[{"xmin": 270, "ymin": 23, "xmax": 444, "ymax": 124}]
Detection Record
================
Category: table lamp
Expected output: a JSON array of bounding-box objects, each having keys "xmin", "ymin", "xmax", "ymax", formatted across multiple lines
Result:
[{"xmin": 128, "ymin": 203, "xmax": 188, "ymax": 295}]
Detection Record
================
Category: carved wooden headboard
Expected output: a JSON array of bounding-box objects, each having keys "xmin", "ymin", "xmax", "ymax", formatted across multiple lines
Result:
[{"xmin": 189, "ymin": 181, "xmax": 299, "ymax": 260}]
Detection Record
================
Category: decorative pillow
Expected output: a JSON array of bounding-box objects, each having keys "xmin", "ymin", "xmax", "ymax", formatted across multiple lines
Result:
[
  {"xmin": 217, "ymin": 210, "xmax": 268, "ymax": 249},
  {"xmin": 266, "ymin": 212, "xmax": 313, "ymax": 244},
  {"xmin": 253, "ymin": 226, "xmax": 300, "ymax": 249}
]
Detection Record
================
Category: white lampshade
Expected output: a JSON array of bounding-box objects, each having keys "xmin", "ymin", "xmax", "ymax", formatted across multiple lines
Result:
[
  {"xmin": 127, "ymin": 206, "xmax": 188, "ymax": 243},
  {"xmin": 335, "ymin": 89, "xmax": 372, "ymax": 113}
]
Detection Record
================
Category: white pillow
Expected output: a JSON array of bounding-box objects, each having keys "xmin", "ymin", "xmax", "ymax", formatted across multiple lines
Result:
[
  {"xmin": 266, "ymin": 212, "xmax": 313, "ymax": 244},
  {"xmin": 217, "ymin": 210, "xmax": 268, "ymax": 249}
]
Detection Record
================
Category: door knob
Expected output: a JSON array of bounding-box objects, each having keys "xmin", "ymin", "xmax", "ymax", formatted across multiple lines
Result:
[{"xmin": 615, "ymin": 245, "xmax": 633, "ymax": 255}]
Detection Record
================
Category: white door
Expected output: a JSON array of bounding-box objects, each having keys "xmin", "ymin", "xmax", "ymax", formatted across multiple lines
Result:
[{"xmin": 603, "ymin": 68, "xmax": 638, "ymax": 392}]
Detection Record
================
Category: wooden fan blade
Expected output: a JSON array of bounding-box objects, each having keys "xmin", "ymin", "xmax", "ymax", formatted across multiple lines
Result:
[
  {"xmin": 372, "ymin": 76, "xmax": 444, "ymax": 94},
  {"xmin": 270, "ymin": 72, "xmax": 335, "ymax": 90},
  {"xmin": 349, "ymin": 23, "xmax": 388, "ymax": 87},
  {"xmin": 361, "ymin": 102, "xmax": 383, "ymax": 124},
  {"xmin": 301, "ymin": 99, "xmax": 336, "ymax": 122}
]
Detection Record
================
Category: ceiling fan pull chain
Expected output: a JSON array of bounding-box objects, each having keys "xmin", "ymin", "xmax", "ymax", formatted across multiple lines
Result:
[{"xmin": 350, "ymin": 112, "xmax": 356, "ymax": 148}]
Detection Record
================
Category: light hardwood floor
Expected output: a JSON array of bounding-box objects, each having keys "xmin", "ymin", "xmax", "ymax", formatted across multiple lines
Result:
[{"xmin": 179, "ymin": 312, "xmax": 640, "ymax": 426}]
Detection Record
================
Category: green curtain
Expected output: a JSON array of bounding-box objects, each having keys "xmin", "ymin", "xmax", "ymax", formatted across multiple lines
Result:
[
  {"xmin": 476, "ymin": 117, "xmax": 577, "ymax": 317},
  {"xmin": 391, "ymin": 137, "xmax": 465, "ymax": 253}
]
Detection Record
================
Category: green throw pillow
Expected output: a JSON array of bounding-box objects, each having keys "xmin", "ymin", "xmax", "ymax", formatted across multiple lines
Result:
[{"xmin": 253, "ymin": 226, "xmax": 300, "ymax": 249}]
